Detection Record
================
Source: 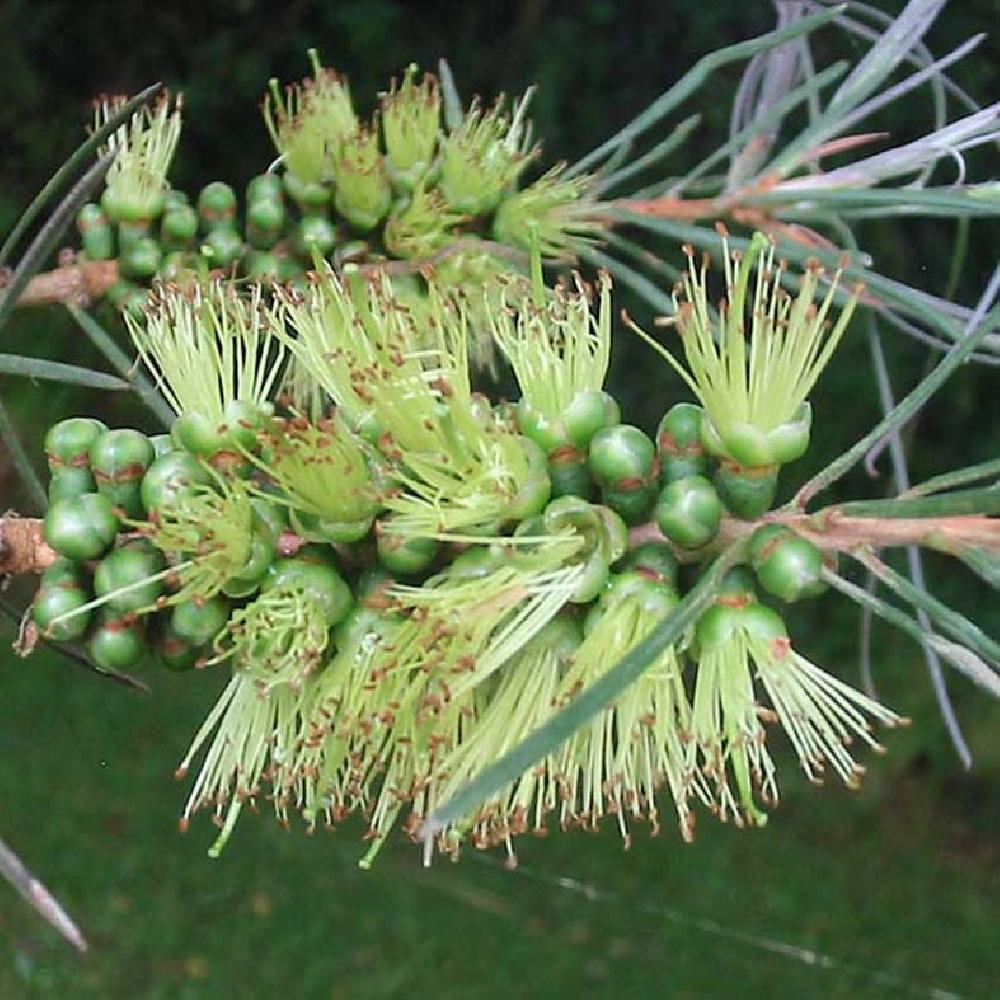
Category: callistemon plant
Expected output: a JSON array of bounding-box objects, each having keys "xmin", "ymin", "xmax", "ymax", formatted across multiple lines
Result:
[{"xmin": 3, "ymin": 7, "xmax": 999, "ymax": 929}]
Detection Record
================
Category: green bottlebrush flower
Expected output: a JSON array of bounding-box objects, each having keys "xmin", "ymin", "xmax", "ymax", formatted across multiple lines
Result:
[
  {"xmin": 633, "ymin": 230, "xmax": 862, "ymax": 468},
  {"xmin": 281, "ymin": 268, "xmax": 547, "ymax": 537},
  {"xmin": 439, "ymin": 92, "xmax": 536, "ymax": 214},
  {"xmin": 493, "ymin": 165, "xmax": 603, "ymax": 260},
  {"xmin": 380, "ymin": 65, "xmax": 441, "ymax": 190},
  {"xmin": 383, "ymin": 183, "xmax": 467, "ymax": 259},
  {"xmin": 141, "ymin": 474, "xmax": 256, "ymax": 605},
  {"xmin": 263, "ymin": 49, "xmax": 356, "ymax": 185},
  {"xmin": 126, "ymin": 279, "xmax": 285, "ymax": 458},
  {"xmin": 96, "ymin": 92, "xmax": 183, "ymax": 223},
  {"xmin": 490, "ymin": 269, "xmax": 616, "ymax": 453},
  {"xmin": 689, "ymin": 600, "xmax": 903, "ymax": 827},
  {"xmin": 331, "ymin": 122, "xmax": 393, "ymax": 231},
  {"xmin": 248, "ymin": 414, "xmax": 377, "ymax": 541}
]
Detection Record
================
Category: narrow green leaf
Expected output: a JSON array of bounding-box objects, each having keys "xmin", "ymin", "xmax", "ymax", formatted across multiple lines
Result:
[
  {"xmin": 0, "ymin": 156, "xmax": 113, "ymax": 339},
  {"xmin": 0, "ymin": 395, "xmax": 46, "ymax": 511},
  {"xmin": 823, "ymin": 568, "xmax": 1000, "ymax": 697},
  {"xmin": 855, "ymin": 550, "xmax": 1000, "ymax": 668},
  {"xmin": 902, "ymin": 458, "xmax": 1000, "ymax": 498},
  {"xmin": 593, "ymin": 115, "xmax": 701, "ymax": 196},
  {"xmin": 423, "ymin": 542, "xmax": 747, "ymax": 841},
  {"xmin": 66, "ymin": 304, "xmax": 174, "ymax": 427},
  {"xmin": 945, "ymin": 546, "xmax": 1000, "ymax": 589},
  {"xmin": 0, "ymin": 82, "xmax": 162, "ymax": 269},
  {"xmin": 743, "ymin": 186, "xmax": 1000, "ymax": 218},
  {"xmin": 0, "ymin": 353, "xmax": 128, "ymax": 390},
  {"xmin": 565, "ymin": 5, "xmax": 843, "ymax": 178},
  {"xmin": 833, "ymin": 487, "xmax": 1000, "ymax": 519}
]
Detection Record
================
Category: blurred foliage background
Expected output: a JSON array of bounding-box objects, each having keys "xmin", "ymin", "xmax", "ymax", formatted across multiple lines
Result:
[{"xmin": 0, "ymin": 1, "xmax": 997, "ymax": 997}]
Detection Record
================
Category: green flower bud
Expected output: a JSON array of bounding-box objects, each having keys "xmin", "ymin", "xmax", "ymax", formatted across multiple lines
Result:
[
  {"xmin": 197, "ymin": 181, "xmax": 238, "ymax": 228},
  {"xmin": 77, "ymin": 203, "xmax": 115, "ymax": 260},
  {"xmin": 292, "ymin": 215, "xmax": 338, "ymax": 258},
  {"xmin": 43, "ymin": 493, "xmax": 118, "ymax": 561},
  {"xmin": 714, "ymin": 462, "xmax": 778, "ymax": 520},
  {"xmin": 153, "ymin": 625, "xmax": 199, "ymax": 672},
  {"xmin": 150, "ymin": 434, "xmax": 173, "ymax": 458},
  {"xmin": 693, "ymin": 601, "xmax": 742, "ymax": 655},
  {"xmin": 588, "ymin": 424, "xmax": 657, "ymax": 489},
  {"xmin": 601, "ymin": 481, "xmax": 658, "ymax": 526},
  {"xmin": 563, "ymin": 389, "xmax": 620, "ymax": 450},
  {"xmin": 91, "ymin": 429, "xmax": 155, "ymax": 517},
  {"xmin": 616, "ymin": 540, "xmax": 677, "ymax": 588},
  {"xmin": 283, "ymin": 172, "xmax": 330, "ymax": 214},
  {"xmin": 547, "ymin": 446, "xmax": 595, "ymax": 501},
  {"xmin": 106, "ymin": 279, "xmax": 148, "ymax": 316},
  {"xmin": 245, "ymin": 250, "xmax": 282, "ymax": 281},
  {"xmin": 170, "ymin": 595, "xmax": 231, "ymax": 647},
  {"xmin": 32, "ymin": 585, "xmax": 91, "ymax": 641},
  {"xmin": 246, "ymin": 198, "xmax": 287, "ymax": 249},
  {"xmin": 655, "ymin": 475, "xmax": 722, "ymax": 549},
  {"xmin": 40, "ymin": 557, "xmax": 88, "ymax": 592},
  {"xmin": 45, "ymin": 417, "xmax": 107, "ymax": 469},
  {"xmin": 736, "ymin": 601, "xmax": 788, "ymax": 645},
  {"xmin": 657, "ymin": 402, "xmax": 713, "ymax": 484},
  {"xmin": 202, "ymin": 226, "xmax": 244, "ymax": 269},
  {"xmin": 118, "ymin": 235, "xmax": 162, "ymax": 280},
  {"xmin": 376, "ymin": 521, "xmax": 440, "ymax": 576},
  {"xmin": 93, "ymin": 539, "xmax": 166, "ymax": 614},
  {"xmin": 88, "ymin": 615, "xmax": 145, "ymax": 671},
  {"xmin": 749, "ymin": 525, "xmax": 825, "ymax": 603},
  {"xmin": 140, "ymin": 450, "xmax": 212, "ymax": 514},
  {"xmin": 246, "ymin": 174, "xmax": 284, "ymax": 205},
  {"xmin": 160, "ymin": 204, "xmax": 199, "ymax": 248},
  {"xmin": 715, "ymin": 565, "xmax": 757, "ymax": 605},
  {"xmin": 265, "ymin": 555, "xmax": 353, "ymax": 628},
  {"xmin": 48, "ymin": 466, "xmax": 97, "ymax": 504}
]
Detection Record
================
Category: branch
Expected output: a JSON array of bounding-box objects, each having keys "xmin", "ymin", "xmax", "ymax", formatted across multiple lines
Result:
[
  {"xmin": 0, "ymin": 517, "xmax": 56, "ymax": 575},
  {"xmin": 11, "ymin": 258, "xmax": 120, "ymax": 307}
]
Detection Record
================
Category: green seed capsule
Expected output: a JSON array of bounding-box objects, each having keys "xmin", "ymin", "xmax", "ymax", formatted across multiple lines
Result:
[
  {"xmin": 693, "ymin": 602, "xmax": 743, "ymax": 655},
  {"xmin": 601, "ymin": 482, "xmax": 658, "ymax": 526},
  {"xmin": 245, "ymin": 250, "xmax": 281, "ymax": 281},
  {"xmin": 163, "ymin": 189, "xmax": 189, "ymax": 212},
  {"xmin": 153, "ymin": 626, "xmax": 199, "ymax": 672},
  {"xmin": 293, "ymin": 215, "xmax": 338, "ymax": 258},
  {"xmin": 749, "ymin": 525, "xmax": 825, "ymax": 603},
  {"xmin": 516, "ymin": 400, "xmax": 568, "ymax": 456},
  {"xmin": 43, "ymin": 493, "xmax": 118, "ymax": 561},
  {"xmin": 588, "ymin": 424, "xmax": 657, "ymax": 489},
  {"xmin": 655, "ymin": 475, "xmax": 722, "ymax": 549},
  {"xmin": 88, "ymin": 616, "xmax": 145, "ymax": 671},
  {"xmin": 283, "ymin": 172, "xmax": 330, "ymax": 215},
  {"xmin": 563, "ymin": 389, "xmax": 620, "ymax": 450},
  {"xmin": 149, "ymin": 434, "xmax": 173, "ymax": 458},
  {"xmin": 197, "ymin": 181, "xmax": 238, "ymax": 228},
  {"xmin": 616, "ymin": 540, "xmax": 678, "ymax": 588},
  {"xmin": 265, "ymin": 555, "xmax": 353, "ymax": 628},
  {"xmin": 41, "ymin": 557, "xmax": 88, "ymax": 592},
  {"xmin": 246, "ymin": 198, "xmax": 287, "ymax": 249},
  {"xmin": 158, "ymin": 250, "xmax": 196, "ymax": 282},
  {"xmin": 737, "ymin": 601, "xmax": 789, "ymax": 645},
  {"xmin": 91, "ymin": 429, "xmax": 155, "ymax": 517},
  {"xmin": 93, "ymin": 540, "xmax": 166, "ymax": 614},
  {"xmin": 202, "ymin": 226, "xmax": 243, "ymax": 269},
  {"xmin": 105, "ymin": 279, "xmax": 147, "ymax": 316},
  {"xmin": 77, "ymin": 204, "xmax": 115, "ymax": 260},
  {"xmin": 657, "ymin": 403, "xmax": 713, "ymax": 484},
  {"xmin": 714, "ymin": 462, "xmax": 779, "ymax": 520},
  {"xmin": 32, "ymin": 585, "xmax": 91, "ymax": 641},
  {"xmin": 45, "ymin": 417, "xmax": 107, "ymax": 469},
  {"xmin": 160, "ymin": 204, "xmax": 199, "ymax": 248},
  {"xmin": 118, "ymin": 235, "xmax": 162, "ymax": 280},
  {"xmin": 376, "ymin": 523, "xmax": 440, "ymax": 577},
  {"xmin": 140, "ymin": 450, "xmax": 212, "ymax": 514},
  {"xmin": 715, "ymin": 565, "xmax": 757, "ymax": 605},
  {"xmin": 547, "ymin": 446, "xmax": 595, "ymax": 501},
  {"xmin": 170, "ymin": 412, "xmax": 228, "ymax": 458},
  {"xmin": 48, "ymin": 466, "xmax": 97, "ymax": 504},
  {"xmin": 170, "ymin": 596, "xmax": 231, "ymax": 647},
  {"xmin": 247, "ymin": 174, "xmax": 284, "ymax": 205}
]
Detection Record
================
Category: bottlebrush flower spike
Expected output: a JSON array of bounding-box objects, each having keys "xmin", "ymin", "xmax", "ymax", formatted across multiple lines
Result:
[
  {"xmin": 380, "ymin": 65, "xmax": 441, "ymax": 191},
  {"xmin": 331, "ymin": 121, "xmax": 393, "ymax": 231},
  {"xmin": 632, "ymin": 228, "xmax": 862, "ymax": 469},
  {"xmin": 97, "ymin": 92, "xmax": 183, "ymax": 223},
  {"xmin": 383, "ymin": 182, "xmax": 467, "ymax": 259}
]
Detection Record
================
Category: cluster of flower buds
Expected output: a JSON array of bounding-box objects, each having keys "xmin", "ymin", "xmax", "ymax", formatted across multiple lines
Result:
[
  {"xmin": 74, "ymin": 57, "xmax": 603, "ymax": 371},
  {"xmin": 26, "ymin": 228, "xmax": 905, "ymax": 866}
]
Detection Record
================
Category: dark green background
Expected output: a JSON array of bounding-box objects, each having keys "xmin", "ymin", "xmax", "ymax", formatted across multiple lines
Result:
[{"xmin": 1, "ymin": 2, "xmax": 998, "ymax": 997}]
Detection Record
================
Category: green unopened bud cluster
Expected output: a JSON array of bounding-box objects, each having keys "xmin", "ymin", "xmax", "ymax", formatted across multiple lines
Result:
[{"xmin": 29, "ymin": 214, "xmax": 901, "ymax": 866}]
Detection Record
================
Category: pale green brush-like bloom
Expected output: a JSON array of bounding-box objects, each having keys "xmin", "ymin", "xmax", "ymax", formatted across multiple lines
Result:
[
  {"xmin": 263, "ymin": 50, "xmax": 356, "ymax": 184},
  {"xmin": 281, "ymin": 267, "xmax": 549, "ymax": 537},
  {"xmin": 689, "ymin": 600, "xmax": 904, "ymax": 828},
  {"xmin": 383, "ymin": 183, "xmax": 467, "ymax": 259},
  {"xmin": 633, "ymin": 229, "xmax": 862, "ymax": 469},
  {"xmin": 97, "ymin": 92, "xmax": 183, "ymax": 223},
  {"xmin": 380, "ymin": 65, "xmax": 441, "ymax": 190},
  {"xmin": 126, "ymin": 280, "xmax": 285, "ymax": 458},
  {"xmin": 331, "ymin": 122, "xmax": 393, "ymax": 231},
  {"xmin": 439, "ymin": 91, "xmax": 536, "ymax": 214},
  {"xmin": 493, "ymin": 165, "xmax": 603, "ymax": 260}
]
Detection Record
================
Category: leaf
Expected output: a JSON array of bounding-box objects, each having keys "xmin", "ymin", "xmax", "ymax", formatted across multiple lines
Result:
[
  {"xmin": 592, "ymin": 115, "xmax": 701, "ymax": 197},
  {"xmin": 0, "ymin": 82, "xmax": 162, "ymax": 269},
  {"xmin": 834, "ymin": 487, "xmax": 1000, "ymax": 519},
  {"xmin": 423, "ymin": 542, "xmax": 747, "ymax": 842},
  {"xmin": 0, "ymin": 155, "xmax": 113, "ymax": 339},
  {"xmin": 0, "ymin": 353, "xmax": 129, "ymax": 390},
  {"xmin": 66, "ymin": 304, "xmax": 174, "ymax": 427},
  {"xmin": 902, "ymin": 458, "xmax": 1000, "ymax": 498},
  {"xmin": 854, "ymin": 550, "xmax": 1000, "ymax": 668},
  {"xmin": 743, "ymin": 186, "xmax": 1000, "ymax": 219},
  {"xmin": 565, "ymin": 5, "xmax": 844, "ymax": 179},
  {"xmin": 942, "ymin": 545, "xmax": 1000, "ymax": 589},
  {"xmin": 438, "ymin": 59, "xmax": 463, "ymax": 131}
]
